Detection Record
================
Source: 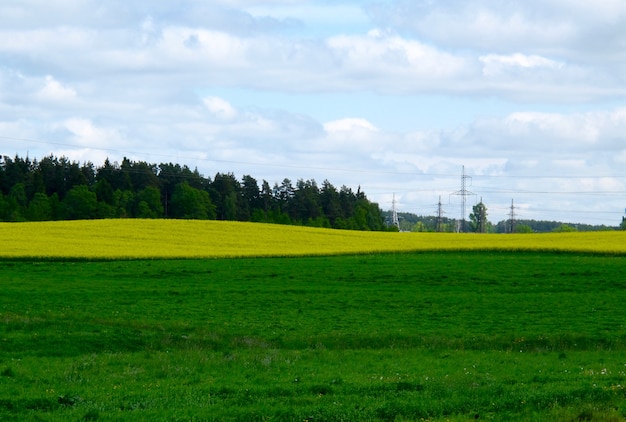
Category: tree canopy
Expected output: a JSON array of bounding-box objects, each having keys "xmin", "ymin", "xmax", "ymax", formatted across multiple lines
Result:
[{"xmin": 0, "ymin": 154, "xmax": 388, "ymax": 231}]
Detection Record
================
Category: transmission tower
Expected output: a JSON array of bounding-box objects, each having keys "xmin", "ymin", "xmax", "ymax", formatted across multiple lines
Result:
[
  {"xmin": 391, "ymin": 193, "xmax": 400, "ymax": 230},
  {"xmin": 436, "ymin": 195, "xmax": 445, "ymax": 232},
  {"xmin": 450, "ymin": 166, "xmax": 475, "ymax": 233},
  {"xmin": 508, "ymin": 199, "xmax": 516, "ymax": 233}
]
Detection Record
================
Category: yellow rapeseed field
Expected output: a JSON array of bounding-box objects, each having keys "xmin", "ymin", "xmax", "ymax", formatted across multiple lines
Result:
[{"xmin": 1, "ymin": 219, "xmax": 625, "ymax": 259}]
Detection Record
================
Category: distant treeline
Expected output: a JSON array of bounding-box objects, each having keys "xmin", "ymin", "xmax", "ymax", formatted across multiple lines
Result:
[
  {"xmin": 0, "ymin": 154, "xmax": 391, "ymax": 231},
  {"xmin": 386, "ymin": 211, "xmax": 619, "ymax": 233}
]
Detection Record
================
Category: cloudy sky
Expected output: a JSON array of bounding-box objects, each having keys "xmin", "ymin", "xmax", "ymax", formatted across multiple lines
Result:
[{"xmin": 2, "ymin": 0, "xmax": 626, "ymax": 226}]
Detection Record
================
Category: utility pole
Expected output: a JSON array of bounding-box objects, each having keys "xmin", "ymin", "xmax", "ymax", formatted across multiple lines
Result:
[
  {"xmin": 508, "ymin": 199, "xmax": 516, "ymax": 233},
  {"xmin": 436, "ymin": 195, "xmax": 445, "ymax": 232},
  {"xmin": 450, "ymin": 166, "xmax": 475, "ymax": 233},
  {"xmin": 391, "ymin": 193, "xmax": 400, "ymax": 230}
]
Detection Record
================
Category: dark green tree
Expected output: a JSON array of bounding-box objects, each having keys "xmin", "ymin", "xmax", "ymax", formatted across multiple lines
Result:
[
  {"xmin": 211, "ymin": 173, "xmax": 240, "ymax": 220},
  {"xmin": 97, "ymin": 158, "xmax": 131, "ymax": 192},
  {"xmin": 240, "ymin": 175, "xmax": 261, "ymax": 219},
  {"xmin": 94, "ymin": 179, "xmax": 115, "ymax": 205},
  {"xmin": 62, "ymin": 157, "xmax": 90, "ymax": 191},
  {"xmin": 62, "ymin": 185, "xmax": 98, "ymax": 220},
  {"xmin": 260, "ymin": 180, "xmax": 274, "ymax": 212},
  {"xmin": 5, "ymin": 183, "xmax": 28, "ymax": 221},
  {"xmin": 320, "ymin": 180, "xmax": 342, "ymax": 227},
  {"xmin": 469, "ymin": 201, "xmax": 488, "ymax": 233},
  {"xmin": 136, "ymin": 186, "xmax": 164, "ymax": 218},
  {"xmin": 121, "ymin": 158, "xmax": 159, "ymax": 191},
  {"xmin": 276, "ymin": 178, "xmax": 294, "ymax": 204},
  {"xmin": 35, "ymin": 155, "xmax": 63, "ymax": 197},
  {"xmin": 223, "ymin": 191, "xmax": 238, "ymax": 221},
  {"xmin": 0, "ymin": 156, "xmax": 33, "ymax": 198},
  {"xmin": 338, "ymin": 186, "xmax": 356, "ymax": 220},
  {"xmin": 113, "ymin": 189, "xmax": 135, "ymax": 218},
  {"xmin": 553, "ymin": 224, "xmax": 577, "ymax": 232},
  {"xmin": 27, "ymin": 193, "xmax": 52, "ymax": 221},
  {"xmin": 171, "ymin": 181, "xmax": 216, "ymax": 220},
  {"xmin": 292, "ymin": 179, "xmax": 323, "ymax": 224},
  {"xmin": 0, "ymin": 193, "xmax": 7, "ymax": 221},
  {"xmin": 515, "ymin": 224, "xmax": 533, "ymax": 233}
]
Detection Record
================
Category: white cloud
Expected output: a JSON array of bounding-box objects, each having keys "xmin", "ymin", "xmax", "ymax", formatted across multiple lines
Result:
[
  {"xmin": 0, "ymin": 2, "xmax": 622, "ymax": 102},
  {"xmin": 203, "ymin": 96, "xmax": 238, "ymax": 120},
  {"xmin": 324, "ymin": 118, "xmax": 377, "ymax": 133},
  {"xmin": 480, "ymin": 54, "xmax": 564, "ymax": 76},
  {"xmin": 37, "ymin": 76, "xmax": 77, "ymax": 102},
  {"xmin": 321, "ymin": 118, "xmax": 381, "ymax": 154},
  {"xmin": 326, "ymin": 30, "xmax": 468, "ymax": 90},
  {"xmin": 500, "ymin": 110, "xmax": 626, "ymax": 149},
  {"xmin": 366, "ymin": 0, "xmax": 626, "ymax": 57},
  {"xmin": 61, "ymin": 118, "xmax": 126, "ymax": 149}
]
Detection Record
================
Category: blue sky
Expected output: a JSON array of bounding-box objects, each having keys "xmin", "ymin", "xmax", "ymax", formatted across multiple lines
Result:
[{"xmin": 1, "ymin": 0, "xmax": 626, "ymax": 225}]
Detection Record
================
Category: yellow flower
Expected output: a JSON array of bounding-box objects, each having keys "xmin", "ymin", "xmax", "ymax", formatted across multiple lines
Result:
[{"xmin": 1, "ymin": 219, "xmax": 625, "ymax": 259}]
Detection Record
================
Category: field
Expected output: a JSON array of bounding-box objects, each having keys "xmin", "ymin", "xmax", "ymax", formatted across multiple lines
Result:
[
  {"xmin": 1, "ymin": 221, "xmax": 626, "ymax": 421},
  {"xmin": 2, "ymin": 219, "xmax": 626, "ymax": 258}
]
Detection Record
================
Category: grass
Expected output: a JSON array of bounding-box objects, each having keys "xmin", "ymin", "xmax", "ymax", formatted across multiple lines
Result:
[
  {"xmin": 1, "ymin": 219, "xmax": 626, "ymax": 259},
  {"xmin": 1, "ymin": 252, "xmax": 626, "ymax": 420}
]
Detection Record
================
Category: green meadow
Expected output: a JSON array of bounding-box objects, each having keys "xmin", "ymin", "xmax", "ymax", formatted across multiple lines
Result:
[{"xmin": 1, "ymin": 252, "xmax": 626, "ymax": 421}]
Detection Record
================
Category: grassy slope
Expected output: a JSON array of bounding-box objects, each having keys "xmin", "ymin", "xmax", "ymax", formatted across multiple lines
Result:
[
  {"xmin": 1, "ymin": 219, "xmax": 626, "ymax": 259},
  {"xmin": 1, "ymin": 252, "xmax": 626, "ymax": 421}
]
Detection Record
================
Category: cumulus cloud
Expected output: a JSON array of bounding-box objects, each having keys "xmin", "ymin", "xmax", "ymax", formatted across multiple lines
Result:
[
  {"xmin": 203, "ymin": 96, "xmax": 238, "ymax": 120},
  {"xmin": 37, "ymin": 76, "xmax": 77, "ymax": 102},
  {"xmin": 324, "ymin": 118, "xmax": 378, "ymax": 133},
  {"xmin": 1, "ymin": 0, "xmax": 626, "ymax": 224},
  {"xmin": 480, "ymin": 54, "xmax": 564, "ymax": 76},
  {"xmin": 326, "ymin": 29, "xmax": 469, "ymax": 91},
  {"xmin": 481, "ymin": 109, "xmax": 626, "ymax": 152},
  {"xmin": 0, "ymin": 1, "xmax": 622, "ymax": 101},
  {"xmin": 366, "ymin": 0, "xmax": 626, "ymax": 56},
  {"xmin": 60, "ymin": 118, "xmax": 127, "ymax": 149}
]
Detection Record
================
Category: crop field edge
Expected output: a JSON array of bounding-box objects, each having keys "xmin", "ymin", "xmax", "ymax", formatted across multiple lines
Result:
[
  {"xmin": 2, "ymin": 219, "xmax": 626, "ymax": 259},
  {"xmin": 2, "ymin": 247, "xmax": 626, "ymax": 263}
]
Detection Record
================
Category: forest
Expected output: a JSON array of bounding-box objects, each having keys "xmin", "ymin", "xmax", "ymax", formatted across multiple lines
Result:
[{"xmin": 0, "ymin": 154, "xmax": 389, "ymax": 231}]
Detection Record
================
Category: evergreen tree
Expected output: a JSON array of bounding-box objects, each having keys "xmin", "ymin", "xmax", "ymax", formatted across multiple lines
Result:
[
  {"xmin": 320, "ymin": 180, "xmax": 342, "ymax": 227},
  {"xmin": 0, "ymin": 153, "xmax": 390, "ymax": 231}
]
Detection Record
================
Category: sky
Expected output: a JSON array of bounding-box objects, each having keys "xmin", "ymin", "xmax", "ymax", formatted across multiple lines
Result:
[{"xmin": 1, "ymin": 0, "xmax": 626, "ymax": 226}]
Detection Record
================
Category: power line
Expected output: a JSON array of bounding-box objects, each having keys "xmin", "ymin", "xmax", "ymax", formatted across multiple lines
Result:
[
  {"xmin": 0, "ymin": 135, "xmax": 449, "ymax": 178},
  {"xmin": 4, "ymin": 134, "xmax": 626, "ymax": 181}
]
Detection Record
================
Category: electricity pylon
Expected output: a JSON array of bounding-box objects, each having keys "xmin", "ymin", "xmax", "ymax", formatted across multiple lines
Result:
[
  {"xmin": 436, "ymin": 195, "xmax": 445, "ymax": 232},
  {"xmin": 391, "ymin": 193, "xmax": 400, "ymax": 230},
  {"xmin": 450, "ymin": 166, "xmax": 475, "ymax": 233},
  {"xmin": 508, "ymin": 199, "xmax": 516, "ymax": 233}
]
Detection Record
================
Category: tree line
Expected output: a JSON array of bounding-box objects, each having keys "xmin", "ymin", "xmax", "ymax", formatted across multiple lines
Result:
[
  {"xmin": 387, "ymin": 207, "xmax": 619, "ymax": 233},
  {"xmin": 0, "ymin": 154, "xmax": 390, "ymax": 231}
]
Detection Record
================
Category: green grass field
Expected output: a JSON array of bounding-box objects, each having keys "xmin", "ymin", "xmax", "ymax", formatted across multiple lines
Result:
[{"xmin": 1, "ymin": 251, "xmax": 625, "ymax": 421}]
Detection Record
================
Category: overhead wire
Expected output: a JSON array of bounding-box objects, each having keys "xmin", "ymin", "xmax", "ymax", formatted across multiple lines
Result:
[
  {"xmin": 4, "ymin": 134, "xmax": 626, "ymax": 181},
  {"xmin": 2, "ymin": 134, "xmax": 626, "ymax": 224}
]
